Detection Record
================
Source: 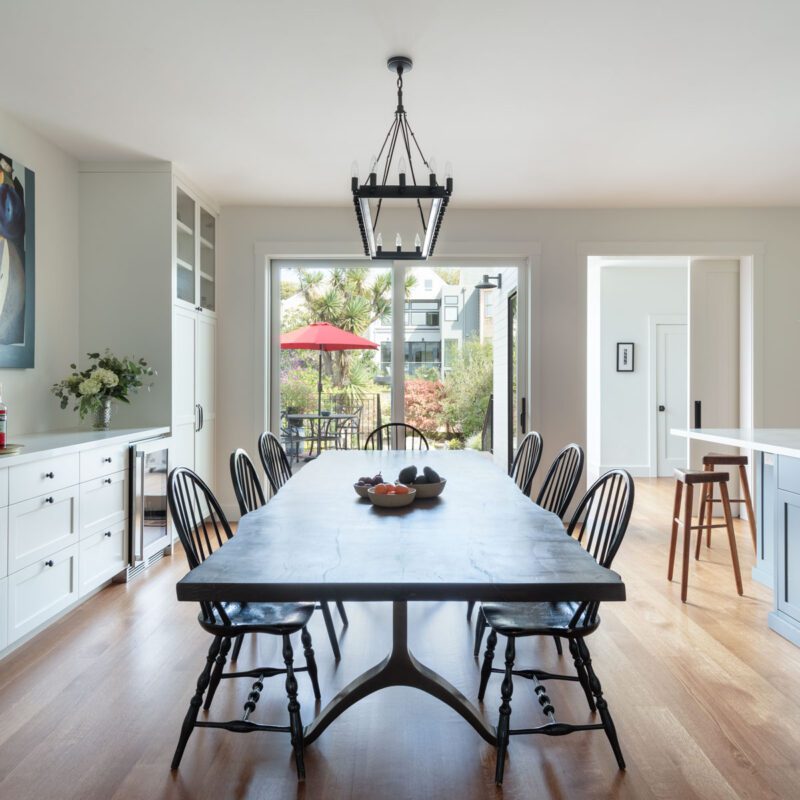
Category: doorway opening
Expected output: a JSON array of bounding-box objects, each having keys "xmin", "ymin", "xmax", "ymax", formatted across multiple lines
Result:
[{"xmin": 586, "ymin": 253, "xmax": 755, "ymax": 520}]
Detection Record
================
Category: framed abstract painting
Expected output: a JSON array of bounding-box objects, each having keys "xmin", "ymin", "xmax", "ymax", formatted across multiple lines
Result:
[{"xmin": 0, "ymin": 150, "xmax": 35, "ymax": 368}]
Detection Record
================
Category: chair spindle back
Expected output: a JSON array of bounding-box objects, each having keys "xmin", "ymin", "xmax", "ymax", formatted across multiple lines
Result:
[
  {"xmin": 535, "ymin": 443, "xmax": 584, "ymax": 519},
  {"xmin": 364, "ymin": 423, "xmax": 430, "ymax": 451},
  {"xmin": 258, "ymin": 431, "xmax": 293, "ymax": 494},
  {"xmin": 230, "ymin": 448, "xmax": 266, "ymax": 516},
  {"xmin": 509, "ymin": 431, "xmax": 543, "ymax": 497}
]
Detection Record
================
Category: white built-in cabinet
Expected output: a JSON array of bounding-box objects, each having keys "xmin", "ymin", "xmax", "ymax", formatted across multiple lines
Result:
[
  {"xmin": 78, "ymin": 163, "xmax": 219, "ymax": 493},
  {"xmin": 172, "ymin": 185, "xmax": 217, "ymax": 489},
  {"xmin": 0, "ymin": 442, "xmax": 131, "ymax": 651}
]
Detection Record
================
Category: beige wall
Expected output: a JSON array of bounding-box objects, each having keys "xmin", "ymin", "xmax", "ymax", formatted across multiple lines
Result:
[
  {"xmin": 0, "ymin": 109, "xmax": 80, "ymax": 434},
  {"xmin": 217, "ymin": 204, "xmax": 800, "ymax": 515}
]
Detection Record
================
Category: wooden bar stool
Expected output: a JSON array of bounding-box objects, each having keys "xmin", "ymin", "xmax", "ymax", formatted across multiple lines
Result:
[
  {"xmin": 668, "ymin": 468, "xmax": 743, "ymax": 603},
  {"xmin": 697, "ymin": 453, "xmax": 757, "ymax": 555}
]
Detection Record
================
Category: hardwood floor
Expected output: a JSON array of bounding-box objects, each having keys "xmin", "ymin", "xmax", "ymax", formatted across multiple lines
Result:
[{"xmin": 1, "ymin": 478, "xmax": 799, "ymax": 799}]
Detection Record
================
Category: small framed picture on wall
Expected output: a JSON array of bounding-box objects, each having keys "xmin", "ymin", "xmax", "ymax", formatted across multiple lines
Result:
[{"xmin": 616, "ymin": 342, "xmax": 634, "ymax": 372}]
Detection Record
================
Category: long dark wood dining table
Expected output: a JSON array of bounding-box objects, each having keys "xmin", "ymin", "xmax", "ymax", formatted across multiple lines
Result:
[{"xmin": 176, "ymin": 450, "xmax": 626, "ymax": 746}]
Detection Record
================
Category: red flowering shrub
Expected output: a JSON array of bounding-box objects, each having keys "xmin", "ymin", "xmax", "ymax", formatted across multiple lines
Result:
[{"xmin": 404, "ymin": 378, "xmax": 445, "ymax": 436}]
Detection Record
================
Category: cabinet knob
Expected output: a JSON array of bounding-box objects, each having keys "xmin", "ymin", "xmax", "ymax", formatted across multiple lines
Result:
[
  {"xmin": 44, "ymin": 560, "xmax": 54, "ymax": 567},
  {"xmin": 44, "ymin": 496, "xmax": 54, "ymax": 504},
  {"xmin": 103, "ymin": 457, "xmax": 113, "ymax": 463},
  {"xmin": 103, "ymin": 531, "xmax": 112, "ymax": 538},
  {"xmin": 103, "ymin": 478, "xmax": 112, "ymax": 484},
  {"xmin": 45, "ymin": 471, "xmax": 55, "ymax": 479}
]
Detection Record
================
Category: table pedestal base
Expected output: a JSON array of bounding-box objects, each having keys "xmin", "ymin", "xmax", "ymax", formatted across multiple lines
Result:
[{"xmin": 303, "ymin": 601, "xmax": 497, "ymax": 746}]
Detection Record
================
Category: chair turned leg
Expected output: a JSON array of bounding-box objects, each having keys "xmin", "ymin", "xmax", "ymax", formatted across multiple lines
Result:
[
  {"xmin": 335, "ymin": 601, "xmax": 349, "ymax": 627},
  {"xmin": 668, "ymin": 480, "xmax": 683, "ymax": 581},
  {"xmin": 283, "ymin": 634, "xmax": 305, "ymax": 780},
  {"xmin": 680, "ymin": 484, "xmax": 694, "ymax": 603},
  {"xmin": 478, "ymin": 628, "xmax": 497, "ymax": 700},
  {"xmin": 203, "ymin": 636, "xmax": 232, "ymax": 711},
  {"xmin": 568, "ymin": 637, "xmax": 595, "ymax": 712},
  {"xmin": 301, "ymin": 626, "xmax": 321, "ymax": 700},
  {"xmin": 579, "ymin": 638, "xmax": 625, "ymax": 770},
  {"xmin": 171, "ymin": 636, "xmax": 222, "ymax": 770},
  {"xmin": 719, "ymin": 482, "xmax": 744, "ymax": 596},
  {"xmin": 552, "ymin": 635, "xmax": 563, "ymax": 655},
  {"xmin": 473, "ymin": 609, "xmax": 487, "ymax": 658},
  {"xmin": 466, "ymin": 600, "xmax": 476, "ymax": 620},
  {"xmin": 739, "ymin": 464, "xmax": 758, "ymax": 555},
  {"xmin": 319, "ymin": 601, "xmax": 341, "ymax": 661},
  {"xmin": 494, "ymin": 636, "xmax": 516, "ymax": 785},
  {"xmin": 231, "ymin": 633, "xmax": 244, "ymax": 662}
]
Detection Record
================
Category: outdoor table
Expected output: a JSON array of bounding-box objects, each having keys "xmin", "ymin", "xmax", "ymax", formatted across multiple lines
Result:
[
  {"xmin": 285, "ymin": 412, "xmax": 358, "ymax": 458},
  {"xmin": 176, "ymin": 450, "xmax": 626, "ymax": 746}
]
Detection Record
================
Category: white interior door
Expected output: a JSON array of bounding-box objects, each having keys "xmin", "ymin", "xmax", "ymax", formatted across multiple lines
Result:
[
  {"xmin": 688, "ymin": 258, "xmax": 740, "ymax": 505},
  {"xmin": 656, "ymin": 323, "xmax": 687, "ymax": 476}
]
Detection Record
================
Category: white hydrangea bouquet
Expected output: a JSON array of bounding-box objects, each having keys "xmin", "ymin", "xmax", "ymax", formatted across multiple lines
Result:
[{"xmin": 52, "ymin": 350, "xmax": 155, "ymax": 428}]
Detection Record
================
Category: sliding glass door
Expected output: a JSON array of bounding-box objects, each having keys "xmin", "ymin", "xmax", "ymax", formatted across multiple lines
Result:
[{"xmin": 271, "ymin": 258, "xmax": 527, "ymax": 468}]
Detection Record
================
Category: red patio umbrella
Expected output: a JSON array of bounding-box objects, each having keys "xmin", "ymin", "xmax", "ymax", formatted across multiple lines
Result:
[{"xmin": 280, "ymin": 322, "xmax": 378, "ymax": 421}]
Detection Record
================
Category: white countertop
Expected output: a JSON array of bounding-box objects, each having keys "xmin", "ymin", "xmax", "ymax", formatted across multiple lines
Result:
[
  {"xmin": 672, "ymin": 428, "xmax": 800, "ymax": 459},
  {"xmin": 0, "ymin": 427, "xmax": 170, "ymax": 467}
]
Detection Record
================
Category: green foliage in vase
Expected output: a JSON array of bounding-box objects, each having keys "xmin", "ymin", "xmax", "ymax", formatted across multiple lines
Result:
[{"xmin": 52, "ymin": 350, "xmax": 156, "ymax": 419}]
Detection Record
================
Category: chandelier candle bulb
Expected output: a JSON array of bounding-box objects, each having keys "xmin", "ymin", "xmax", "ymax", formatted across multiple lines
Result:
[
  {"xmin": 395, "ymin": 233, "xmax": 402, "ymax": 250},
  {"xmin": 376, "ymin": 232, "xmax": 383, "ymax": 250},
  {"xmin": 414, "ymin": 233, "xmax": 421, "ymax": 251}
]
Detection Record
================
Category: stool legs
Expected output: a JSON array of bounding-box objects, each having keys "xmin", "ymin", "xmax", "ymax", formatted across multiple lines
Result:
[
  {"xmin": 668, "ymin": 480, "xmax": 683, "ymax": 582},
  {"xmin": 738, "ymin": 464, "xmax": 758, "ymax": 554},
  {"xmin": 680, "ymin": 484, "xmax": 694, "ymax": 603},
  {"xmin": 719, "ymin": 481, "xmax": 744, "ymax": 596}
]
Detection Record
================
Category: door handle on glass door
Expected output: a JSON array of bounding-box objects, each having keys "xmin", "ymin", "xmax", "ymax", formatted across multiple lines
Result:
[
  {"xmin": 198, "ymin": 404, "xmax": 204, "ymax": 431},
  {"xmin": 195, "ymin": 404, "xmax": 201, "ymax": 432},
  {"xmin": 520, "ymin": 397, "xmax": 527, "ymax": 433}
]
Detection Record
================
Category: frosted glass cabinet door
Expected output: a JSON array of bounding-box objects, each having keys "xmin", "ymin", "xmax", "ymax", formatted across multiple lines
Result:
[
  {"xmin": 199, "ymin": 207, "xmax": 216, "ymax": 313},
  {"xmin": 176, "ymin": 187, "xmax": 196, "ymax": 306}
]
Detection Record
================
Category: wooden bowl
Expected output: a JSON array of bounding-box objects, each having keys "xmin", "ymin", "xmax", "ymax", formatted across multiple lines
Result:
[
  {"xmin": 353, "ymin": 483, "xmax": 372, "ymax": 498},
  {"xmin": 367, "ymin": 486, "xmax": 417, "ymax": 508},
  {"xmin": 410, "ymin": 478, "xmax": 446, "ymax": 499}
]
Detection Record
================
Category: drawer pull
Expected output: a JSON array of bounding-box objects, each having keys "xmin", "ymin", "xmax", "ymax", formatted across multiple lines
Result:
[
  {"xmin": 44, "ymin": 560, "xmax": 54, "ymax": 567},
  {"xmin": 103, "ymin": 478, "xmax": 113, "ymax": 484},
  {"xmin": 44, "ymin": 496, "xmax": 55, "ymax": 504},
  {"xmin": 45, "ymin": 472, "xmax": 55, "ymax": 479},
  {"xmin": 103, "ymin": 531, "xmax": 112, "ymax": 538},
  {"xmin": 103, "ymin": 457, "xmax": 113, "ymax": 463}
]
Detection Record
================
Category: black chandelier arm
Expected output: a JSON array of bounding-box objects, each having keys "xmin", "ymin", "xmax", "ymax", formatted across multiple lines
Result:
[
  {"xmin": 404, "ymin": 117, "xmax": 432, "ymax": 173},
  {"xmin": 397, "ymin": 118, "xmax": 427, "ymax": 229}
]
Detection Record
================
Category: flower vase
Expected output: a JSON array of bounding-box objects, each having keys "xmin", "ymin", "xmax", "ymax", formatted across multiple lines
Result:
[{"xmin": 92, "ymin": 398, "xmax": 113, "ymax": 430}]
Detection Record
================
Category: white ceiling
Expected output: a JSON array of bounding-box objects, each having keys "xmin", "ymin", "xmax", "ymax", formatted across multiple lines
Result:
[{"xmin": 2, "ymin": 0, "xmax": 799, "ymax": 208}]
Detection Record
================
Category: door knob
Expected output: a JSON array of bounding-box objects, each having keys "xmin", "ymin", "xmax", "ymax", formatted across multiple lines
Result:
[{"xmin": 658, "ymin": 405, "xmax": 666, "ymax": 412}]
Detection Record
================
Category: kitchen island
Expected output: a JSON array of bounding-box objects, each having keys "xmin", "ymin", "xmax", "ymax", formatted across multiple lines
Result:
[{"xmin": 673, "ymin": 428, "xmax": 800, "ymax": 646}]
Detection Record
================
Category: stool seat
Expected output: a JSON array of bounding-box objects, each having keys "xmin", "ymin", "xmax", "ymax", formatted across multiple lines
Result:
[
  {"xmin": 702, "ymin": 453, "xmax": 748, "ymax": 467},
  {"xmin": 673, "ymin": 468, "xmax": 729, "ymax": 485}
]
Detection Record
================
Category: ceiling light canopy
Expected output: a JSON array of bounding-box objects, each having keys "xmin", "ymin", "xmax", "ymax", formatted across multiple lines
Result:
[{"xmin": 352, "ymin": 56, "xmax": 453, "ymax": 261}]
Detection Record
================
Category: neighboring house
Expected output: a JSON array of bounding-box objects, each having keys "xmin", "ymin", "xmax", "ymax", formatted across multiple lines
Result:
[{"xmin": 367, "ymin": 266, "xmax": 487, "ymax": 381}]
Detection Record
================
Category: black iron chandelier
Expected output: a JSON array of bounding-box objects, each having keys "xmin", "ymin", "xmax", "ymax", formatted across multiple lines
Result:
[{"xmin": 352, "ymin": 56, "xmax": 453, "ymax": 260}]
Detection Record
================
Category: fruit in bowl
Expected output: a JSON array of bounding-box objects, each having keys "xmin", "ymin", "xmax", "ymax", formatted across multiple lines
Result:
[
  {"xmin": 354, "ymin": 473, "xmax": 383, "ymax": 498},
  {"xmin": 395, "ymin": 464, "xmax": 447, "ymax": 499},
  {"xmin": 367, "ymin": 482, "xmax": 416, "ymax": 508}
]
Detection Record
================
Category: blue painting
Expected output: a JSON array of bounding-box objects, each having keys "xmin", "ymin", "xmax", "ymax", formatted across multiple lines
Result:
[{"xmin": 0, "ymin": 151, "xmax": 35, "ymax": 367}]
